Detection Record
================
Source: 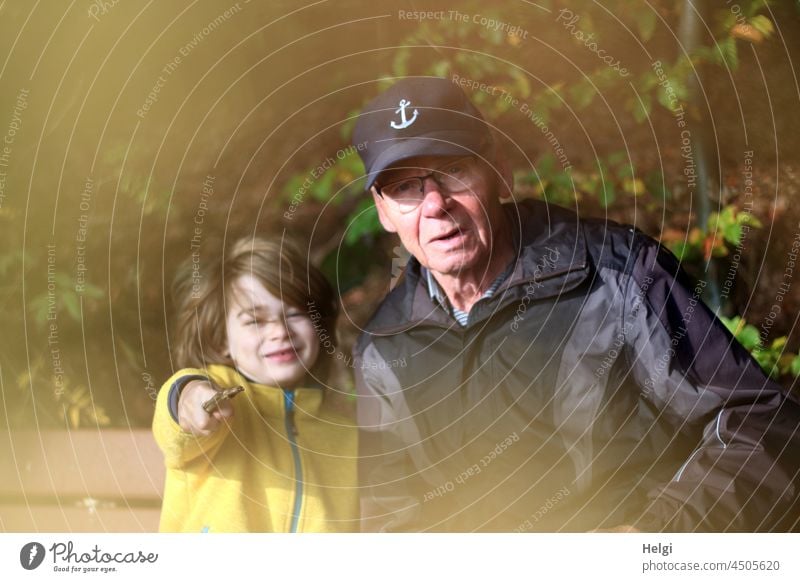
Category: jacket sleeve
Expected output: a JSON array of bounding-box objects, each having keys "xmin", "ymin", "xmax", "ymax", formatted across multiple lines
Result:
[
  {"xmin": 354, "ymin": 344, "xmax": 426, "ymax": 532},
  {"xmin": 623, "ymin": 239, "xmax": 800, "ymax": 531},
  {"xmin": 152, "ymin": 368, "xmax": 231, "ymax": 470}
]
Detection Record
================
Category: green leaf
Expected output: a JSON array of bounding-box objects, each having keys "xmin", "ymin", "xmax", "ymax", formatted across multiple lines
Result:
[
  {"xmin": 431, "ymin": 60, "xmax": 450, "ymax": 78},
  {"xmin": 570, "ymin": 82, "xmax": 595, "ymax": 109},
  {"xmin": 599, "ymin": 180, "xmax": 616, "ymax": 208},
  {"xmin": 645, "ymin": 171, "xmax": 669, "ymax": 202},
  {"xmin": 344, "ymin": 199, "xmax": 381, "ymax": 246},
  {"xmin": 657, "ymin": 84, "xmax": 675, "ymax": 111},
  {"xmin": 790, "ymin": 355, "xmax": 800, "ymax": 377},
  {"xmin": 722, "ymin": 222, "xmax": 742, "ymax": 246},
  {"xmin": 691, "ymin": 45, "xmax": 717, "ymax": 64},
  {"xmin": 671, "ymin": 77, "xmax": 689, "ymax": 101},
  {"xmin": 283, "ymin": 174, "xmax": 306, "ymax": 200},
  {"xmin": 310, "ymin": 169, "xmax": 336, "ymax": 202},
  {"xmin": 710, "ymin": 206, "xmax": 749, "ymax": 245},
  {"xmin": 640, "ymin": 70, "xmax": 659, "ymax": 91},
  {"xmin": 717, "ymin": 37, "xmax": 739, "ymax": 69},
  {"xmin": 753, "ymin": 348, "xmax": 779, "ymax": 378},
  {"xmin": 720, "ymin": 205, "xmax": 736, "ymax": 223},
  {"xmin": 487, "ymin": 27, "xmax": 503, "ymax": 45},
  {"xmin": 638, "ymin": 10, "xmax": 657, "ymax": 41},
  {"xmin": 392, "ymin": 49, "xmax": 410, "ymax": 78},
  {"xmin": 748, "ymin": 15, "xmax": 774, "ymax": 37},
  {"xmin": 719, "ymin": 7, "xmax": 738, "ymax": 32},
  {"xmin": 339, "ymin": 107, "xmax": 361, "ymax": 141},
  {"xmin": 668, "ymin": 241, "xmax": 691, "ymax": 261},
  {"xmin": 536, "ymin": 153, "xmax": 555, "ymax": 178},
  {"xmin": 738, "ymin": 212, "xmax": 762, "ymax": 229},
  {"xmin": 737, "ymin": 324, "xmax": 761, "ymax": 351},
  {"xmin": 720, "ymin": 315, "xmax": 741, "ymax": 335},
  {"xmin": 62, "ymin": 292, "xmax": 81, "ymax": 321},
  {"xmin": 577, "ymin": 173, "xmax": 600, "ymax": 198},
  {"xmin": 29, "ymin": 294, "xmax": 52, "ymax": 325},
  {"xmin": 509, "ymin": 68, "xmax": 532, "ymax": 100},
  {"xmin": 632, "ymin": 94, "xmax": 652, "ymax": 123},
  {"xmin": 770, "ymin": 336, "xmax": 787, "ymax": 351}
]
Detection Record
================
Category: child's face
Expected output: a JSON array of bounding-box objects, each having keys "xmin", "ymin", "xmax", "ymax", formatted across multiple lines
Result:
[{"xmin": 224, "ymin": 274, "xmax": 320, "ymax": 388}]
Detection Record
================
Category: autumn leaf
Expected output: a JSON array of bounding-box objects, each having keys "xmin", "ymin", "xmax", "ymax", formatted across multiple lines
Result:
[{"xmin": 731, "ymin": 24, "xmax": 763, "ymax": 44}]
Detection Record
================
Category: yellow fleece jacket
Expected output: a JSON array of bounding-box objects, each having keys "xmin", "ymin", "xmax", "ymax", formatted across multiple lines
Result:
[{"xmin": 152, "ymin": 365, "xmax": 359, "ymax": 532}]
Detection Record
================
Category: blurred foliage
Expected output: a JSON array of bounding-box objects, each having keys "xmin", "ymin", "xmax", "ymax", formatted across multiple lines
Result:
[
  {"xmin": 662, "ymin": 205, "xmax": 763, "ymax": 262},
  {"xmin": 11, "ymin": 357, "xmax": 111, "ymax": 429},
  {"xmin": 0, "ymin": 130, "xmax": 170, "ymax": 429},
  {"xmin": 721, "ymin": 316, "xmax": 800, "ymax": 380},
  {"xmin": 2, "ymin": 0, "xmax": 795, "ymax": 429},
  {"xmin": 514, "ymin": 150, "xmax": 655, "ymax": 209}
]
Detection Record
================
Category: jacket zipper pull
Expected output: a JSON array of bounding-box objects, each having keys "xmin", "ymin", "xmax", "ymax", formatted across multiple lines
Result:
[{"xmin": 284, "ymin": 390, "xmax": 299, "ymax": 436}]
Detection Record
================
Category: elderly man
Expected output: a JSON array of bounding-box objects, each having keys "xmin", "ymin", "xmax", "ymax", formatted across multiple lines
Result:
[{"xmin": 351, "ymin": 77, "xmax": 800, "ymax": 532}]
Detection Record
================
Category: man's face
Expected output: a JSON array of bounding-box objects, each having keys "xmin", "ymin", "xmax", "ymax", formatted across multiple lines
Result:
[{"xmin": 372, "ymin": 154, "xmax": 511, "ymax": 279}]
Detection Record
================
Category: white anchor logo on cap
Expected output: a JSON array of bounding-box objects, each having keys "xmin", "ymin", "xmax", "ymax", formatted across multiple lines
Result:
[{"xmin": 390, "ymin": 99, "xmax": 419, "ymax": 129}]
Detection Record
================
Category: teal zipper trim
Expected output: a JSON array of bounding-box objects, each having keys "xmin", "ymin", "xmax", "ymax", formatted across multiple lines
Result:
[{"xmin": 284, "ymin": 389, "xmax": 303, "ymax": 533}]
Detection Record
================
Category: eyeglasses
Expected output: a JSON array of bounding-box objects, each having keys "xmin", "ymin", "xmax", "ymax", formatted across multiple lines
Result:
[{"xmin": 375, "ymin": 156, "xmax": 481, "ymax": 213}]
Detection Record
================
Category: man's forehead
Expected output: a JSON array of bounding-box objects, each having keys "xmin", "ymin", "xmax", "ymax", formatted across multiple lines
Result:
[{"xmin": 380, "ymin": 155, "xmax": 463, "ymax": 180}]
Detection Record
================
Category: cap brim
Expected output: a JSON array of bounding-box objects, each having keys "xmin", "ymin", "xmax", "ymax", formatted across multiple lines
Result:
[{"xmin": 365, "ymin": 130, "xmax": 487, "ymax": 190}]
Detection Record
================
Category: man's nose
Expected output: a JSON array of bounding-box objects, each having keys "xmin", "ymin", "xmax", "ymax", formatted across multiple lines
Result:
[{"xmin": 419, "ymin": 177, "xmax": 451, "ymax": 216}]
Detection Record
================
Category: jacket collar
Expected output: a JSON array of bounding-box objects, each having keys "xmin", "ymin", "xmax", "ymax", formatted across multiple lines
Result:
[
  {"xmin": 499, "ymin": 198, "xmax": 588, "ymax": 290},
  {"xmin": 205, "ymin": 365, "xmax": 325, "ymax": 418}
]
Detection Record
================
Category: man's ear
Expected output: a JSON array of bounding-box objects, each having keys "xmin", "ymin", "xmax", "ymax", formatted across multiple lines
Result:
[{"xmin": 371, "ymin": 187, "xmax": 398, "ymax": 233}]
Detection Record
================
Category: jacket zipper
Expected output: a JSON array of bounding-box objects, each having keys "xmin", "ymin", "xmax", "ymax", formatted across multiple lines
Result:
[{"xmin": 283, "ymin": 389, "xmax": 303, "ymax": 533}]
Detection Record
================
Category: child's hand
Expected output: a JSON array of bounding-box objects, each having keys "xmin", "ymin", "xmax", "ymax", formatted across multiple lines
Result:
[{"xmin": 178, "ymin": 380, "xmax": 235, "ymax": 436}]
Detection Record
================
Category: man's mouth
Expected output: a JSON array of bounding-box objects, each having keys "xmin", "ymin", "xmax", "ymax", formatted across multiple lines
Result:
[{"xmin": 429, "ymin": 226, "xmax": 468, "ymax": 244}]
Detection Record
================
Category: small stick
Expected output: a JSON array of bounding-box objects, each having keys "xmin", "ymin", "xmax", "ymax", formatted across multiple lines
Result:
[{"xmin": 202, "ymin": 385, "xmax": 244, "ymax": 413}]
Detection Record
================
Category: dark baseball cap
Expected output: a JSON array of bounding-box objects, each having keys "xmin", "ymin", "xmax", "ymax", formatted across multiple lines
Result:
[{"xmin": 352, "ymin": 77, "xmax": 492, "ymax": 190}]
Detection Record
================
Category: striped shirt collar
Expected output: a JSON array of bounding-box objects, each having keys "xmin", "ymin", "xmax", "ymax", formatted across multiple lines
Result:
[{"xmin": 423, "ymin": 261, "xmax": 514, "ymax": 326}]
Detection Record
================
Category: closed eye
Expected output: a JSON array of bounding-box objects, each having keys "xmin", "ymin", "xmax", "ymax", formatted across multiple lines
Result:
[{"xmin": 241, "ymin": 311, "xmax": 307, "ymax": 325}]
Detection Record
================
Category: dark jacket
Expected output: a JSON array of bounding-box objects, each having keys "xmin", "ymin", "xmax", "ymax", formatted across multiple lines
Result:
[{"xmin": 353, "ymin": 199, "xmax": 800, "ymax": 532}]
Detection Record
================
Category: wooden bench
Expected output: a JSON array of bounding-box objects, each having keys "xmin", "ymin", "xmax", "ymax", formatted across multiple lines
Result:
[{"xmin": 0, "ymin": 429, "xmax": 165, "ymax": 532}]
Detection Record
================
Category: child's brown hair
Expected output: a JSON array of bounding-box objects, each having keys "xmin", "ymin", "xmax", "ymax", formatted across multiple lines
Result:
[{"xmin": 171, "ymin": 235, "xmax": 338, "ymax": 382}]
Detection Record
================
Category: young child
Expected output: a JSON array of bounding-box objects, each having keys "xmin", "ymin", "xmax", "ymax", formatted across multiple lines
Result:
[{"xmin": 152, "ymin": 235, "xmax": 358, "ymax": 532}]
